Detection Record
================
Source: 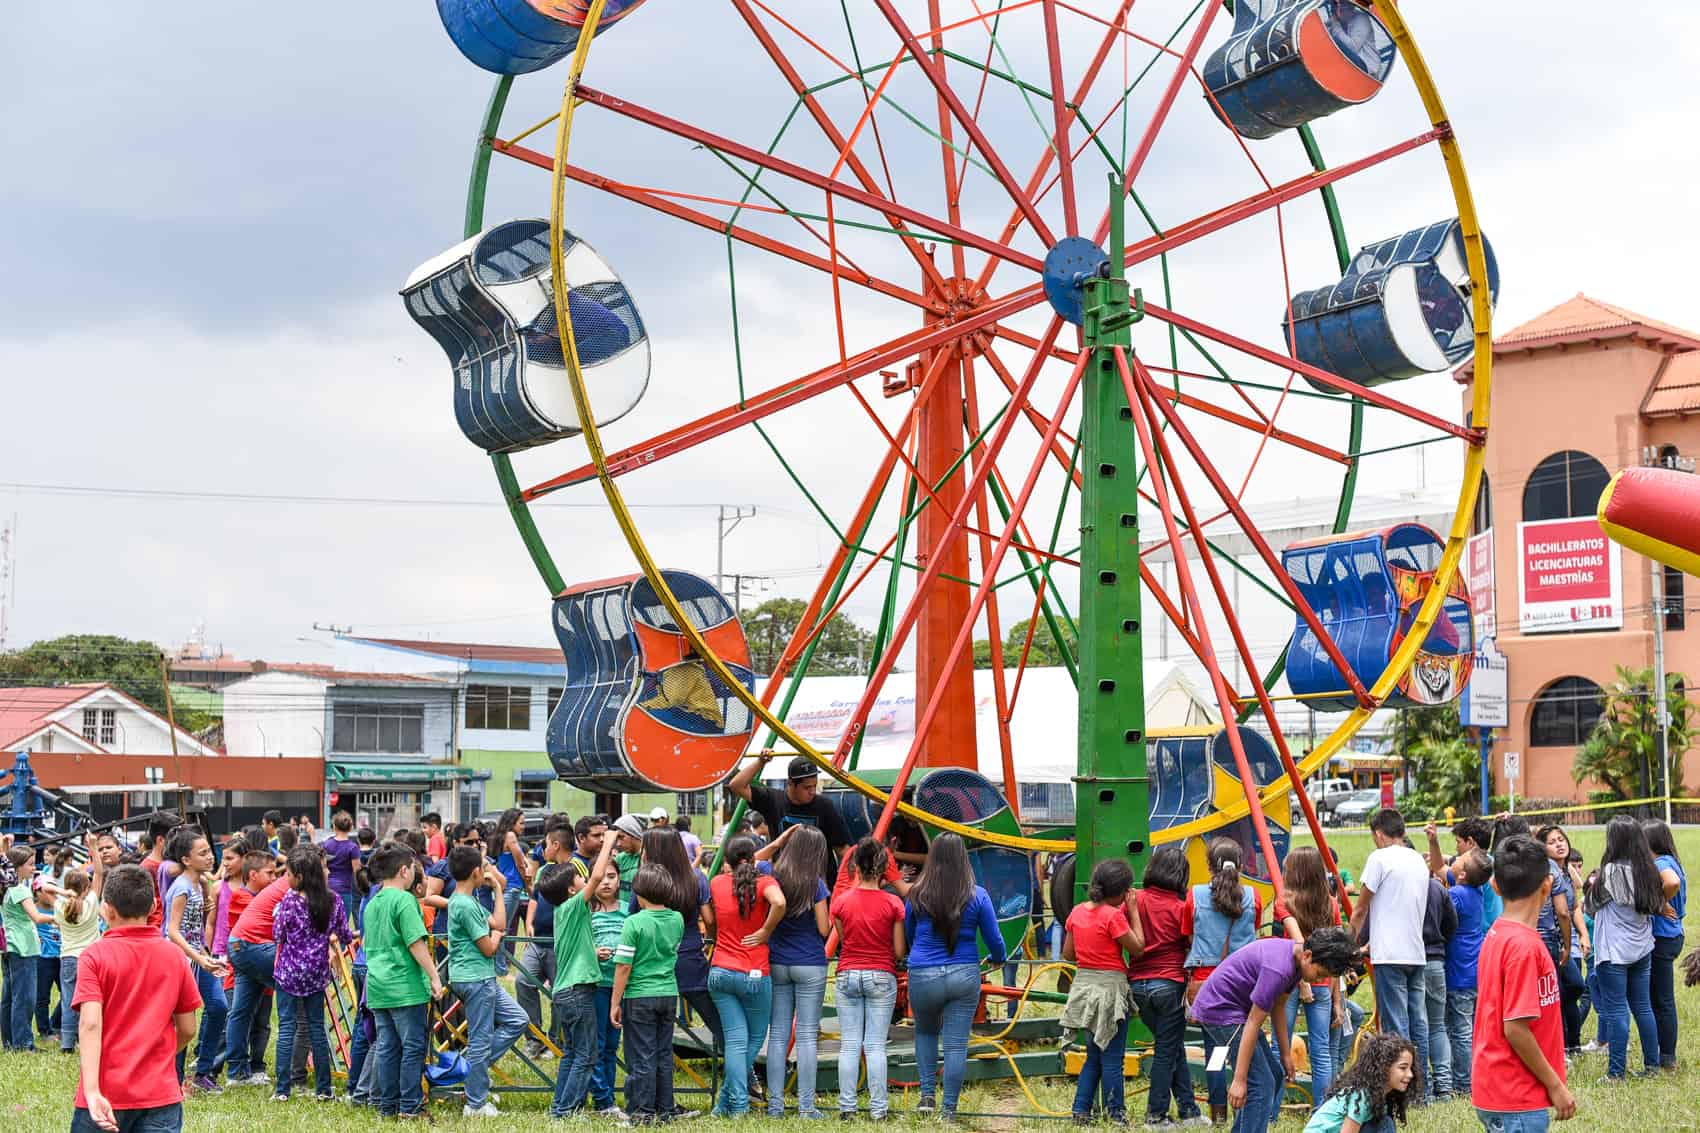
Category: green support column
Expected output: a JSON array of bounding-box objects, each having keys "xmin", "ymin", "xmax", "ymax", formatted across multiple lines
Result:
[{"xmin": 1075, "ymin": 173, "xmax": 1151, "ymax": 903}]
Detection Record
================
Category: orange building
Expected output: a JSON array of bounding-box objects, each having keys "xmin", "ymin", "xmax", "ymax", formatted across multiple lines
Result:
[{"xmin": 1459, "ymin": 295, "xmax": 1700, "ymax": 803}]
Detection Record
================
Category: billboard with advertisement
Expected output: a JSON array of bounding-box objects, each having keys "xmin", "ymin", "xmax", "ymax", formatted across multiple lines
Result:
[
  {"xmin": 1459, "ymin": 637, "xmax": 1508, "ymax": 729},
  {"xmin": 1466, "ymin": 529, "xmax": 1495, "ymax": 639},
  {"xmin": 1517, "ymin": 516, "xmax": 1623, "ymax": 633}
]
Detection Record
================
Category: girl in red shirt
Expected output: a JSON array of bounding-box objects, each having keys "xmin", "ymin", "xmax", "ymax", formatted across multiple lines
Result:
[
  {"xmin": 705, "ymin": 836, "xmax": 785, "ymax": 1118},
  {"xmin": 832, "ymin": 838, "xmax": 906, "ymax": 1120},
  {"xmin": 1128, "ymin": 846, "xmax": 1205, "ymax": 1125},
  {"xmin": 1061, "ymin": 859, "xmax": 1143, "ymax": 1124}
]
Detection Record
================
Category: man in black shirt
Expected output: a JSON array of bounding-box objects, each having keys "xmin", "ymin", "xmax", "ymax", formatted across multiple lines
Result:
[{"xmin": 728, "ymin": 755, "xmax": 852, "ymax": 877}]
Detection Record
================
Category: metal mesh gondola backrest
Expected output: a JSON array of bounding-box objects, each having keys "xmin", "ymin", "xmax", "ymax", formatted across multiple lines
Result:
[{"xmin": 912, "ymin": 767, "xmax": 1008, "ymax": 827}]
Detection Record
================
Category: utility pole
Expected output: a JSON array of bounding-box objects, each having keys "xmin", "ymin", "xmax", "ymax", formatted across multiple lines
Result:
[
  {"xmin": 0, "ymin": 514, "xmax": 14, "ymax": 652},
  {"xmin": 721, "ymin": 573, "xmax": 772, "ymax": 618},
  {"xmin": 1642, "ymin": 446, "xmax": 1680, "ymax": 823},
  {"xmin": 715, "ymin": 505, "xmax": 757, "ymax": 596}
]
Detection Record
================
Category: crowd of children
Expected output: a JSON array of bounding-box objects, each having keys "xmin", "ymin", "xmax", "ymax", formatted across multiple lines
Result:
[{"xmin": 0, "ymin": 796, "xmax": 1693, "ymax": 1132}]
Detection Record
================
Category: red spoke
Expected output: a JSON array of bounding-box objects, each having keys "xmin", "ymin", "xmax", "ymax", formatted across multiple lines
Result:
[
  {"xmin": 980, "ymin": 345, "xmax": 1081, "ymax": 456},
  {"xmin": 1124, "ymin": 349, "xmax": 1346, "ymax": 905},
  {"xmin": 1092, "ymin": 2, "xmax": 1226, "ymax": 244},
  {"xmin": 521, "ymin": 285, "xmax": 1045, "ymax": 499},
  {"xmin": 1120, "ymin": 130, "xmax": 1443, "ymax": 271},
  {"xmin": 730, "ymin": 0, "xmax": 951, "ymax": 292},
  {"xmin": 1128, "ymin": 351, "xmax": 1375, "ymax": 708},
  {"xmin": 570, "ymin": 83, "xmax": 1045, "ymax": 274},
  {"xmin": 971, "ymin": 0, "xmax": 1139, "ymax": 294},
  {"xmin": 871, "ymin": 0, "xmax": 1058, "ymax": 249},
  {"xmin": 1113, "ymin": 346, "xmax": 1287, "ymax": 899},
  {"xmin": 868, "ymin": 327, "xmax": 1085, "ymax": 839},
  {"xmin": 1155, "ymin": 382, "xmax": 1346, "ymax": 464},
  {"xmin": 1040, "ymin": 0, "xmax": 1079, "ymax": 237},
  {"xmin": 495, "ymin": 141, "xmax": 937, "ymax": 313},
  {"xmin": 1141, "ymin": 300, "xmax": 1478, "ymax": 441},
  {"xmin": 953, "ymin": 0, "xmax": 1004, "ymax": 197},
  {"xmin": 925, "ymin": 0, "xmax": 972, "ymax": 279}
]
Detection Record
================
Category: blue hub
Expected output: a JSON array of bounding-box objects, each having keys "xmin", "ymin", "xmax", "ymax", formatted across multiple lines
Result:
[{"xmin": 1042, "ymin": 236, "xmax": 1110, "ymax": 327}]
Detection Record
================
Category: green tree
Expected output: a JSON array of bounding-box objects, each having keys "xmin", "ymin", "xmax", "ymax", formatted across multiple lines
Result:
[
  {"xmin": 0, "ymin": 633, "xmax": 215, "ymax": 736},
  {"xmin": 973, "ymin": 617, "xmax": 1077, "ymax": 669},
  {"xmin": 1572, "ymin": 665, "xmax": 1693, "ymax": 800},
  {"xmin": 1390, "ymin": 703, "xmax": 1480, "ymax": 804},
  {"xmin": 739, "ymin": 598, "xmax": 872, "ymax": 677}
]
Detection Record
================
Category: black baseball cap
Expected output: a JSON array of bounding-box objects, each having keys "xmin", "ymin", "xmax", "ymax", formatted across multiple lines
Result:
[{"xmin": 787, "ymin": 756, "xmax": 819, "ymax": 783}]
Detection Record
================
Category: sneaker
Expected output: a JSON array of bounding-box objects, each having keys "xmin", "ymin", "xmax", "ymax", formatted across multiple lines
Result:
[
  {"xmin": 269, "ymin": 1094, "xmax": 290, "ymax": 1103},
  {"xmin": 1107, "ymin": 1115, "xmax": 1131, "ymax": 1128},
  {"xmin": 597, "ymin": 1107, "xmax": 629, "ymax": 1121},
  {"xmin": 1143, "ymin": 1118, "xmax": 1175, "ymax": 1129},
  {"xmin": 916, "ymin": 1097, "xmax": 936, "ymax": 1114},
  {"xmin": 1579, "ymin": 1040, "xmax": 1608, "ymax": 1054},
  {"xmin": 1179, "ymin": 1117, "xmax": 1213, "ymax": 1128},
  {"xmin": 1073, "ymin": 1115, "xmax": 1094, "ymax": 1128},
  {"xmin": 840, "ymin": 1113, "xmax": 856, "ymax": 1122},
  {"xmin": 191, "ymin": 1075, "xmax": 224, "ymax": 1095},
  {"xmin": 241, "ymin": 1073, "xmax": 273, "ymax": 1087},
  {"xmin": 315, "ymin": 1092, "xmax": 336, "ymax": 1102},
  {"xmin": 463, "ymin": 1102, "xmax": 502, "ymax": 1117},
  {"xmin": 397, "ymin": 1112, "xmax": 434, "ymax": 1122}
]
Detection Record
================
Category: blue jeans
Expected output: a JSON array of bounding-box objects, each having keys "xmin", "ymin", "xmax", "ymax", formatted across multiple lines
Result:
[
  {"xmin": 498, "ymin": 888, "xmax": 525, "ymax": 974},
  {"xmin": 908, "ymin": 962, "xmax": 981, "ymax": 1115},
  {"xmin": 549, "ymin": 984, "xmax": 597, "ymax": 1117},
  {"xmin": 1475, "ymin": 1108, "xmax": 1551, "ymax": 1133},
  {"xmin": 59, "ymin": 954, "xmax": 81, "ymax": 1051},
  {"xmin": 1332, "ymin": 996, "xmax": 1365, "ymax": 1077},
  {"xmin": 836, "ymin": 968, "xmax": 897, "ymax": 1117},
  {"xmin": 454, "ymin": 977, "xmax": 529, "ymax": 1109},
  {"xmin": 1131, "ymin": 978, "xmax": 1199, "ymax": 1121},
  {"xmin": 372, "ymin": 1002, "xmax": 429, "ymax": 1116},
  {"xmin": 223, "ymin": 939, "xmax": 275, "ymax": 1079},
  {"xmin": 1595, "ymin": 953, "xmax": 1658, "ymax": 1077},
  {"xmin": 1446, "ymin": 989, "xmax": 1476, "ymax": 1096},
  {"xmin": 2, "ymin": 951, "xmax": 38, "ymax": 1050},
  {"xmin": 1200, "ymin": 1021, "xmax": 1282, "ymax": 1133},
  {"xmin": 188, "ymin": 966, "xmax": 227, "ymax": 1078},
  {"xmin": 275, "ymin": 992, "xmax": 331, "ymax": 1097},
  {"xmin": 1650, "ymin": 934, "xmax": 1682, "ymax": 1067},
  {"xmin": 70, "ymin": 1103, "xmax": 183, "ymax": 1133},
  {"xmin": 623, "ymin": 996, "xmax": 676, "ymax": 1118},
  {"xmin": 708, "ymin": 967, "xmax": 773, "ymax": 1116},
  {"xmin": 36, "ymin": 954, "xmax": 60, "ymax": 1035},
  {"xmin": 591, "ymin": 985, "xmax": 620, "ymax": 1109},
  {"xmin": 1283, "ymin": 984, "xmax": 1334, "ymax": 1109},
  {"xmin": 1423, "ymin": 960, "xmax": 1451, "ymax": 1098},
  {"xmin": 1073, "ymin": 1012, "xmax": 1131, "ymax": 1119},
  {"xmin": 768, "ymin": 963, "xmax": 828, "ymax": 1116},
  {"xmin": 347, "ymin": 968, "xmax": 371, "ymax": 1103},
  {"xmin": 1372, "ymin": 964, "xmax": 1428, "ymax": 1091}
]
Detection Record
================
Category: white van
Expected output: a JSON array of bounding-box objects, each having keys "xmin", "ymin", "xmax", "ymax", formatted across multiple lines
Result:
[{"xmin": 1306, "ymin": 778, "xmax": 1357, "ymax": 812}]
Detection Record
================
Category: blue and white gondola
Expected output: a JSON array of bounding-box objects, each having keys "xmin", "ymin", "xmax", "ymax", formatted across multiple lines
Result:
[{"xmin": 402, "ymin": 219, "xmax": 649, "ymax": 454}]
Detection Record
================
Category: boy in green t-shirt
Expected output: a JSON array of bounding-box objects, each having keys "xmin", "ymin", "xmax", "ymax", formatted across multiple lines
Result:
[
  {"xmin": 611, "ymin": 863, "xmax": 685, "ymax": 1124},
  {"xmin": 445, "ymin": 844, "xmax": 527, "ymax": 1117},
  {"xmin": 535, "ymin": 829, "xmax": 617, "ymax": 1117},
  {"xmin": 362, "ymin": 845, "xmax": 444, "ymax": 1119},
  {"xmin": 4, "ymin": 847, "xmax": 55, "ymax": 1052},
  {"xmin": 588, "ymin": 866, "xmax": 629, "ymax": 1114}
]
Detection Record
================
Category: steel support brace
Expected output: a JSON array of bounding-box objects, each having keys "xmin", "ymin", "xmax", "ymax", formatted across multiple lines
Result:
[{"xmin": 1075, "ymin": 173, "xmax": 1149, "ymax": 900}]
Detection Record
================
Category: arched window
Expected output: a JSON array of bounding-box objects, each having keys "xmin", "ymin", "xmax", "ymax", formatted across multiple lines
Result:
[
  {"xmin": 1522, "ymin": 451, "xmax": 1609, "ymax": 522},
  {"xmin": 1528, "ymin": 676, "xmax": 1605, "ymax": 747},
  {"xmin": 1472, "ymin": 471, "xmax": 1492, "ymax": 535}
]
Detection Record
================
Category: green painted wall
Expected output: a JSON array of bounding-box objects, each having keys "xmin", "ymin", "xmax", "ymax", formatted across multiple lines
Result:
[{"xmin": 458, "ymin": 748, "xmax": 673, "ymax": 818}]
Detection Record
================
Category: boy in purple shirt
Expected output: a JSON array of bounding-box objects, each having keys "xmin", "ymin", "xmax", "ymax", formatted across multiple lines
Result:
[{"xmin": 1192, "ymin": 927, "xmax": 1356, "ymax": 1133}]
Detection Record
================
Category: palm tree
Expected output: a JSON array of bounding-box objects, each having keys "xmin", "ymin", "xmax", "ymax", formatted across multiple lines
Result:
[{"xmin": 1571, "ymin": 665, "xmax": 1693, "ymax": 801}]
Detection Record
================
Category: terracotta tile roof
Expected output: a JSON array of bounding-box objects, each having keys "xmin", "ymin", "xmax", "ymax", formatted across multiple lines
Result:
[
  {"xmin": 0, "ymin": 684, "xmax": 106, "ymax": 748},
  {"xmin": 1494, "ymin": 294, "xmax": 1700, "ymax": 352},
  {"xmin": 1641, "ymin": 352, "xmax": 1700, "ymax": 417},
  {"xmin": 251, "ymin": 662, "xmax": 454, "ymax": 685},
  {"xmin": 349, "ymin": 636, "xmax": 561, "ymax": 666}
]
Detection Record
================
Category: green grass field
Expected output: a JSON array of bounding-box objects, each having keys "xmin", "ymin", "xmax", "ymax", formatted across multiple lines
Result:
[{"xmin": 4, "ymin": 824, "xmax": 1697, "ymax": 1131}]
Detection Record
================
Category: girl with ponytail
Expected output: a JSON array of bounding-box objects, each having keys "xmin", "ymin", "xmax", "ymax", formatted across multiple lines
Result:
[
  {"xmin": 1061, "ymin": 858, "xmax": 1143, "ymax": 1123},
  {"xmin": 832, "ymin": 838, "xmax": 907, "ymax": 1119},
  {"xmin": 1185, "ymin": 837, "xmax": 1263, "ymax": 1124},
  {"xmin": 705, "ymin": 835, "xmax": 786, "ymax": 1116}
]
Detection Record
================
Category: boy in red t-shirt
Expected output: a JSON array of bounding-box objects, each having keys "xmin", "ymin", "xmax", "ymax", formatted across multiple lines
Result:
[
  {"xmin": 72, "ymin": 863, "xmax": 202, "ymax": 1133},
  {"xmin": 1471, "ymin": 835, "xmax": 1577, "ymax": 1130},
  {"xmin": 1061, "ymin": 859, "xmax": 1145, "ymax": 1124}
]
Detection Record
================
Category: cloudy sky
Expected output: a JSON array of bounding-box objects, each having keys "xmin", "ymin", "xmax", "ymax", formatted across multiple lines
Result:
[{"xmin": 4, "ymin": 1, "xmax": 1698, "ymax": 669}]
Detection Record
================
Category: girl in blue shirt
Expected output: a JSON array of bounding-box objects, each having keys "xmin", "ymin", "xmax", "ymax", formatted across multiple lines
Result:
[
  {"xmin": 1643, "ymin": 819, "xmax": 1686, "ymax": 1069},
  {"xmin": 904, "ymin": 834, "xmax": 1006, "ymax": 1119}
]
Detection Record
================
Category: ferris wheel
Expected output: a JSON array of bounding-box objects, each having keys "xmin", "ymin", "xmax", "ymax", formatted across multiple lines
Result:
[{"xmin": 404, "ymin": 0, "xmax": 1496, "ymax": 901}]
